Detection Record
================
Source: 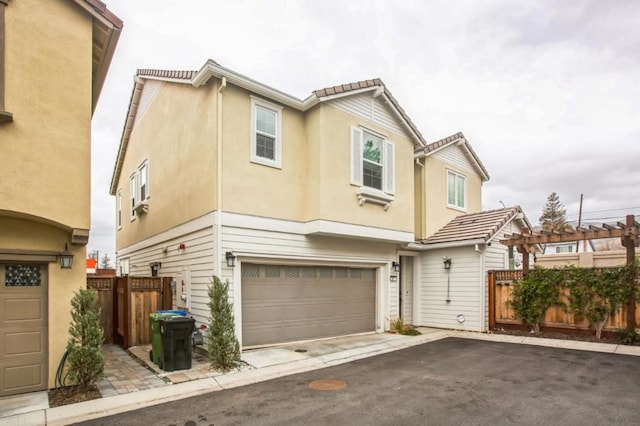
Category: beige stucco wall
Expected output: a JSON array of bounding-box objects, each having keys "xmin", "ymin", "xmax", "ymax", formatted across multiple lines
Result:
[
  {"xmin": 420, "ymin": 156, "xmax": 483, "ymax": 239},
  {"xmin": 310, "ymin": 104, "xmax": 415, "ymax": 232},
  {"xmin": 0, "ymin": 217, "xmax": 87, "ymax": 389},
  {"xmin": 115, "ymin": 81, "xmax": 217, "ymax": 249},
  {"xmin": 1, "ymin": 0, "xmax": 92, "ymax": 230},
  {"xmin": 536, "ymin": 250, "xmax": 627, "ymax": 268},
  {"xmin": 222, "ymin": 85, "xmax": 308, "ymax": 221},
  {"xmin": 1, "ymin": 1, "xmax": 96, "ymax": 391}
]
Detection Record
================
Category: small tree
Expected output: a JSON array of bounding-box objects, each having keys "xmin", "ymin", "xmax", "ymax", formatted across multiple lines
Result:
[
  {"xmin": 99, "ymin": 253, "xmax": 112, "ymax": 269},
  {"xmin": 66, "ymin": 289, "xmax": 104, "ymax": 390},
  {"xmin": 539, "ymin": 192, "xmax": 570, "ymax": 232},
  {"xmin": 510, "ymin": 268, "xmax": 564, "ymax": 334},
  {"xmin": 207, "ymin": 276, "xmax": 240, "ymax": 371}
]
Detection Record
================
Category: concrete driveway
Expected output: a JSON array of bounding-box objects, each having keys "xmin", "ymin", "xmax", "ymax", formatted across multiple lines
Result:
[{"xmin": 78, "ymin": 337, "xmax": 640, "ymax": 426}]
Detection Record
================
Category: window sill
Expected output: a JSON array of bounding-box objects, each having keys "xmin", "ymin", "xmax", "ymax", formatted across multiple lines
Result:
[
  {"xmin": 250, "ymin": 156, "xmax": 282, "ymax": 170},
  {"xmin": 447, "ymin": 204, "xmax": 467, "ymax": 213},
  {"xmin": 356, "ymin": 187, "xmax": 394, "ymax": 211},
  {"xmin": 0, "ymin": 111, "xmax": 13, "ymax": 124}
]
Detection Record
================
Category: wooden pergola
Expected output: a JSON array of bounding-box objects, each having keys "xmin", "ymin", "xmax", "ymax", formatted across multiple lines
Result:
[{"xmin": 500, "ymin": 214, "xmax": 639, "ymax": 330}]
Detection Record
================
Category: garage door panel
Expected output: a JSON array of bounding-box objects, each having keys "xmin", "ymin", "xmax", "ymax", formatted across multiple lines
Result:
[
  {"xmin": 0, "ymin": 264, "xmax": 48, "ymax": 397},
  {"xmin": 242, "ymin": 264, "xmax": 376, "ymax": 347}
]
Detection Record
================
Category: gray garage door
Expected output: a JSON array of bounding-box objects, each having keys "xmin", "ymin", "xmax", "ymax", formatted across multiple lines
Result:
[
  {"xmin": 241, "ymin": 264, "xmax": 376, "ymax": 347},
  {"xmin": 0, "ymin": 263, "xmax": 48, "ymax": 397}
]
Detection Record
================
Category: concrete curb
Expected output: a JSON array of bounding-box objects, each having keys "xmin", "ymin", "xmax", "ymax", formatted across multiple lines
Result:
[{"xmin": 4, "ymin": 330, "xmax": 640, "ymax": 425}]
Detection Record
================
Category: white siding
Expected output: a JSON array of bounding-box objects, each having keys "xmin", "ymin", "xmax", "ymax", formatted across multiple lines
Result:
[
  {"xmin": 116, "ymin": 214, "xmax": 215, "ymax": 327},
  {"xmin": 329, "ymin": 93, "xmax": 404, "ymax": 136},
  {"xmin": 432, "ymin": 144, "xmax": 477, "ymax": 175},
  {"xmin": 221, "ymin": 223, "xmax": 399, "ymax": 343},
  {"xmin": 418, "ymin": 246, "xmax": 483, "ymax": 331},
  {"xmin": 133, "ymin": 80, "xmax": 164, "ymax": 129}
]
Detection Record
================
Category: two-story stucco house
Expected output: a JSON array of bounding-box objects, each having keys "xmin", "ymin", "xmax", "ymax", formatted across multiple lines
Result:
[
  {"xmin": 110, "ymin": 59, "xmax": 529, "ymax": 347},
  {"xmin": 0, "ymin": 0, "xmax": 121, "ymax": 397}
]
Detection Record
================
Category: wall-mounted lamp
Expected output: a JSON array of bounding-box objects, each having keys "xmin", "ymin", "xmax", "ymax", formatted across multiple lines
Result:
[
  {"xmin": 225, "ymin": 251, "xmax": 237, "ymax": 268},
  {"xmin": 392, "ymin": 261, "xmax": 401, "ymax": 272},
  {"xmin": 150, "ymin": 262, "xmax": 162, "ymax": 277},
  {"xmin": 443, "ymin": 256, "xmax": 452, "ymax": 270},
  {"xmin": 58, "ymin": 243, "xmax": 74, "ymax": 269}
]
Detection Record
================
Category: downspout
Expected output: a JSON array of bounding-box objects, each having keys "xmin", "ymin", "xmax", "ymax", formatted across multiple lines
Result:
[
  {"xmin": 215, "ymin": 76, "xmax": 227, "ymax": 278},
  {"xmin": 475, "ymin": 243, "xmax": 486, "ymax": 331},
  {"xmin": 415, "ymin": 157, "xmax": 425, "ymax": 239}
]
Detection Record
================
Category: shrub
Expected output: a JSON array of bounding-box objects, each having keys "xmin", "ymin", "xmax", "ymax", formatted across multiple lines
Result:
[
  {"xmin": 207, "ymin": 276, "xmax": 240, "ymax": 371},
  {"xmin": 510, "ymin": 267, "xmax": 564, "ymax": 335},
  {"xmin": 66, "ymin": 288, "xmax": 104, "ymax": 391}
]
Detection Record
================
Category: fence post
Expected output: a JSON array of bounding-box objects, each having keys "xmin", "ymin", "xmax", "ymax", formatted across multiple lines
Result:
[
  {"xmin": 488, "ymin": 271, "xmax": 495, "ymax": 330},
  {"xmin": 623, "ymin": 215, "xmax": 636, "ymax": 331}
]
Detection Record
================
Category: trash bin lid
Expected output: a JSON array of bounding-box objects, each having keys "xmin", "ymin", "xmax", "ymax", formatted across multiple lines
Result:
[
  {"xmin": 150, "ymin": 312, "xmax": 183, "ymax": 320},
  {"xmin": 156, "ymin": 310, "xmax": 187, "ymax": 316}
]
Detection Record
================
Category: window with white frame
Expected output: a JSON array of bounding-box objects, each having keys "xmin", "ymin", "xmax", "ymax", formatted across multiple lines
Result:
[
  {"xmin": 350, "ymin": 127, "xmax": 395, "ymax": 194},
  {"xmin": 447, "ymin": 170, "xmax": 466, "ymax": 210},
  {"xmin": 250, "ymin": 96, "xmax": 282, "ymax": 168},
  {"xmin": 117, "ymin": 190, "xmax": 122, "ymax": 229},
  {"xmin": 138, "ymin": 162, "xmax": 149, "ymax": 201},
  {"xmin": 129, "ymin": 175, "xmax": 136, "ymax": 220},
  {"xmin": 556, "ymin": 245, "xmax": 573, "ymax": 253},
  {"xmin": 119, "ymin": 258, "xmax": 130, "ymax": 276}
]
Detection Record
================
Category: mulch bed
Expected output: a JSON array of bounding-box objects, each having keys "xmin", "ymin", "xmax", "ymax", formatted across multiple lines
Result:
[
  {"xmin": 48, "ymin": 385, "xmax": 101, "ymax": 408},
  {"xmin": 491, "ymin": 328, "xmax": 640, "ymax": 346}
]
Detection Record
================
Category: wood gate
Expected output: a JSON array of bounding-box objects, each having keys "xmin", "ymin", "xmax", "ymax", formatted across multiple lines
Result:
[{"xmin": 87, "ymin": 276, "xmax": 172, "ymax": 347}]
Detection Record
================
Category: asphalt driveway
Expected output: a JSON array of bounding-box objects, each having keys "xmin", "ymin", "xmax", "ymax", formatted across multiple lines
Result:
[{"xmin": 78, "ymin": 337, "xmax": 640, "ymax": 425}]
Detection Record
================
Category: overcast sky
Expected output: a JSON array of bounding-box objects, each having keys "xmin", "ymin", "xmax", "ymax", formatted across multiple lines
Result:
[{"xmin": 90, "ymin": 0, "xmax": 640, "ymax": 261}]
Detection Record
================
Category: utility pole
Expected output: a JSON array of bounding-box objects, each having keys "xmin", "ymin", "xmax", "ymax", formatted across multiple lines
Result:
[{"xmin": 575, "ymin": 194, "xmax": 583, "ymax": 252}]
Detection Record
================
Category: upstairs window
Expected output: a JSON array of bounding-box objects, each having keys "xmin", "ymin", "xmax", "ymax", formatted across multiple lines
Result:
[
  {"xmin": 447, "ymin": 170, "xmax": 466, "ymax": 210},
  {"xmin": 138, "ymin": 162, "xmax": 149, "ymax": 201},
  {"xmin": 117, "ymin": 190, "xmax": 122, "ymax": 229},
  {"xmin": 350, "ymin": 127, "xmax": 395, "ymax": 194},
  {"xmin": 129, "ymin": 175, "xmax": 136, "ymax": 220},
  {"xmin": 250, "ymin": 96, "xmax": 282, "ymax": 168}
]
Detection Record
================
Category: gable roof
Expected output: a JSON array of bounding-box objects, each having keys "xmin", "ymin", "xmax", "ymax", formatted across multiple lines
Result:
[
  {"xmin": 416, "ymin": 131, "xmax": 490, "ymax": 181},
  {"xmin": 110, "ymin": 60, "xmax": 427, "ymax": 194},
  {"xmin": 71, "ymin": 0, "xmax": 123, "ymax": 113},
  {"xmin": 418, "ymin": 206, "xmax": 530, "ymax": 247}
]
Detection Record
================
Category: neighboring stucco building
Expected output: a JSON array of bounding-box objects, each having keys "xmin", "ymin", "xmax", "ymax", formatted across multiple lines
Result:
[
  {"xmin": 0, "ymin": 0, "xmax": 121, "ymax": 396},
  {"xmin": 110, "ymin": 60, "xmax": 504, "ymax": 348}
]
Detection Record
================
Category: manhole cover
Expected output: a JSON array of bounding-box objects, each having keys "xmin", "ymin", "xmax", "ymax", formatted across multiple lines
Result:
[
  {"xmin": 309, "ymin": 379, "xmax": 347, "ymax": 391},
  {"xmin": 294, "ymin": 348, "xmax": 307, "ymax": 353}
]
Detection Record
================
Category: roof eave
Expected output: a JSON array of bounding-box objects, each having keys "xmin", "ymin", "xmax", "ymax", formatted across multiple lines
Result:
[{"xmin": 407, "ymin": 238, "xmax": 487, "ymax": 251}]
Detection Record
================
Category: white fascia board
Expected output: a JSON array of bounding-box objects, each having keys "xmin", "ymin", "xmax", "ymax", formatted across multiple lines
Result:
[
  {"xmin": 192, "ymin": 61, "xmax": 319, "ymax": 111},
  {"xmin": 141, "ymin": 75, "xmax": 193, "ymax": 85},
  {"xmin": 414, "ymin": 137, "xmax": 462, "ymax": 159},
  {"xmin": 379, "ymin": 93, "xmax": 425, "ymax": 147},
  {"xmin": 406, "ymin": 238, "xmax": 486, "ymax": 251},
  {"xmin": 221, "ymin": 212, "xmax": 414, "ymax": 243},
  {"xmin": 304, "ymin": 220, "xmax": 415, "ymax": 243}
]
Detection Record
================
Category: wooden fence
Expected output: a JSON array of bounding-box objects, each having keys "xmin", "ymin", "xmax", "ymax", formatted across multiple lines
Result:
[
  {"xmin": 488, "ymin": 269, "xmax": 640, "ymax": 334},
  {"xmin": 88, "ymin": 276, "xmax": 172, "ymax": 347}
]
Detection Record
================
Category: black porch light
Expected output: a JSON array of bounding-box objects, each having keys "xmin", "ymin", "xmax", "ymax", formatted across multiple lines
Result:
[
  {"xmin": 225, "ymin": 251, "xmax": 237, "ymax": 268},
  {"xmin": 392, "ymin": 261, "xmax": 401, "ymax": 272},
  {"xmin": 59, "ymin": 243, "xmax": 74, "ymax": 269},
  {"xmin": 443, "ymin": 256, "xmax": 452, "ymax": 270}
]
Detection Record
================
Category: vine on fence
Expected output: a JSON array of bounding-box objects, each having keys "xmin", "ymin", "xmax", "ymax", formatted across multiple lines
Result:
[{"xmin": 509, "ymin": 265, "xmax": 637, "ymax": 340}]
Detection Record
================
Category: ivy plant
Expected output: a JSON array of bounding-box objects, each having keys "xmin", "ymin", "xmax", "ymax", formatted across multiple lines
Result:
[{"xmin": 510, "ymin": 267, "xmax": 564, "ymax": 335}]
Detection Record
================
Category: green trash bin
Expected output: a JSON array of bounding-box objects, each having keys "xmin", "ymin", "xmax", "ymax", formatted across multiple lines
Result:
[{"xmin": 149, "ymin": 311, "xmax": 186, "ymax": 364}]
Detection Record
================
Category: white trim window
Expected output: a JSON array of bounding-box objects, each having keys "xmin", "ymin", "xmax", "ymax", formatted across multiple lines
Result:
[
  {"xmin": 250, "ymin": 96, "xmax": 283, "ymax": 169},
  {"xmin": 447, "ymin": 170, "xmax": 466, "ymax": 210},
  {"xmin": 119, "ymin": 258, "xmax": 130, "ymax": 276},
  {"xmin": 117, "ymin": 190, "xmax": 122, "ymax": 229},
  {"xmin": 351, "ymin": 126, "xmax": 395, "ymax": 194},
  {"xmin": 129, "ymin": 174, "xmax": 136, "ymax": 220},
  {"xmin": 138, "ymin": 161, "xmax": 149, "ymax": 201}
]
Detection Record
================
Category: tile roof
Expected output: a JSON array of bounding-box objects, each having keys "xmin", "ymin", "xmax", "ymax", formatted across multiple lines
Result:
[
  {"xmin": 137, "ymin": 69, "xmax": 197, "ymax": 80},
  {"xmin": 313, "ymin": 78, "xmax": 428, "ymax": 146},
  {"xmin": 416, "ymin": 131, "xmax": 490, "ymax": 181},
  {"xmin": 421, "ymin": 206, "xmax": 525, "ymax": 245}
]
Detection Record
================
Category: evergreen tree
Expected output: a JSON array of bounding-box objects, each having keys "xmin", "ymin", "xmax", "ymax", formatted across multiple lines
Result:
[
  {"xmin": 66, "ymin": 289, "xmax": 104, "ymax": 390},
  {"xmin": 539, "ymin": 192, "xmax": 570, "ymax": 232},
  {"xmin": 207, "ymin": 276, "xmax": 240, "ymax": 371},
  {"xmin": 99, "ymin": 252, "xmax": 112, "ymax": 269}
]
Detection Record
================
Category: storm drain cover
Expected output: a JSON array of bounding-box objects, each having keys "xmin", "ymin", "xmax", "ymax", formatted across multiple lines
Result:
[
  {"xmin": 309, "ymin": 379, "xmax": 347, "ymax": 391},
  {"xmin": 294, "ymin": 349, "xmax": 307, "ymax": 353}
]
